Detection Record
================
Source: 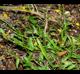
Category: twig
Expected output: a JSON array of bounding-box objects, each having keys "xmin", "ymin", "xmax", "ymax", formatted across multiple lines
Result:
[
  {"xmin": 44, "ymin": 10, "xmax": 48, "ymax": 33},
  {"xmin": 0, "ymin": 6, "xmax": 57, "ymax": 23},
  {"xmin": 33, "ymin": 4, "xmax": 39, "ymax": 13},
  {"xmin": 31, "ymin": 4, "xmax": 35, "ymax": 11}
]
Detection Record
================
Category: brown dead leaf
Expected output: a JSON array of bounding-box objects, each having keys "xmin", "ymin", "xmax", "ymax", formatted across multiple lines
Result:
[
  {"xmin": 0, "ymin": 44, "xmax": 4, "ymax": 48},
  {"xmin": 57, "ymin": 51, "xmax": 68, "ymax": 57},
  {"xmin": 76, "ymin": 50, "xmax": 80, "ymax": 54}
]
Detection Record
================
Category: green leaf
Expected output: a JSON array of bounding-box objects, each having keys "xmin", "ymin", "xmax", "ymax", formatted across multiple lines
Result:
[
  {"xmin": 37, "ymin": 38, "xmax": 48, "ymax": 60},
  {"xmin": 0, "ymin": 28, "xmax": 5, "ymax": 34},
  {"xmin": 62, "ymin": 61, "xmax": 72, "ymax": 68},
  {"xmin": 16, "ymin": 57, "xmax": 20, "ymax": 69},
  {"xmin": 28, "ymin": 16, "xmax": 37, "ymax": 25},
  {"xmin": 37, "ymin": 66, "xmax": 50, "ymax": 70},
  {"xmin": 23, "ymin": 57, "xmax": 36, "ymax": 70},
  {"xmin": 28, "ymin": 37, "xmax": 35, "ymax": 51},
  {"xmin": 71, "ymin": 53, "xmax": 80, "ymax": 59},
  {"xmin": 39, "ymin": 53, "xmax": 44, "ymax": 61},
  {"xmin": 67, "ymin": 64, "xmax": 75, "ymax": 70},
  {"xmin": 23, "ymin": 57, "xmax": 31, "ymax": 67},
  {"xmin": 45, "ymin": 34, "xmax": 61, "ymax": 51}
]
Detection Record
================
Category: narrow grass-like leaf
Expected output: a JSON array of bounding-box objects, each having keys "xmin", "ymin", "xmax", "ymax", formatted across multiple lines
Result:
[
  {"xmin": 28, "ymin": 16, "xmax": 37, "ymax": 25},
  {"xmin": 37, "ymin": 38, "xmax": 54, "ymax": 68},
  {"xmin": 45, "ymin": 34, "xmax": 62, "ymax": 51},
  {"xmin": 16, "ymin": 57, "xmax": 20, "ymax": 69},
  {"xmin": 0, "ymin": 28, "xmax": 5, "ymax": 34},
  {"xmin": 37, "ymin": 38, "xmax": 48, "ymax": 60},
  {"xmin": 62, "ymin": 61, "xmax": 72, "ymax": 68},
  {"xmin": 23, "ymin": 57, "xmax": 37, "ymax": 70},
  {"xmin": 67, "ymin": 64, "xmax": 76, "ymax": 70},
  {"xmin": 28, "ymin": 37, "xmax": 35, "ymax": 51}
]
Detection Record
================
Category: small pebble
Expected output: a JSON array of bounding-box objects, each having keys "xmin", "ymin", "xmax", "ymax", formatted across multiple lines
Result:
[{"xmin": 64, "ymin": 11, "xmax": 70, "ymax": 16}]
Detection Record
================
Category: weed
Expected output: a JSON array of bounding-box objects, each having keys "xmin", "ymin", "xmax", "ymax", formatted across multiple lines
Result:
[{"xmin": 0, "ymin": 4, "xmax": 80, "ymax": 70}]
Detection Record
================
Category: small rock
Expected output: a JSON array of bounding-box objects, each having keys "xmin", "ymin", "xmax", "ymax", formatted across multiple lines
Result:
[{"xmin": 64, "ymin": 11, "xmax": 70, "ymax": 16}]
